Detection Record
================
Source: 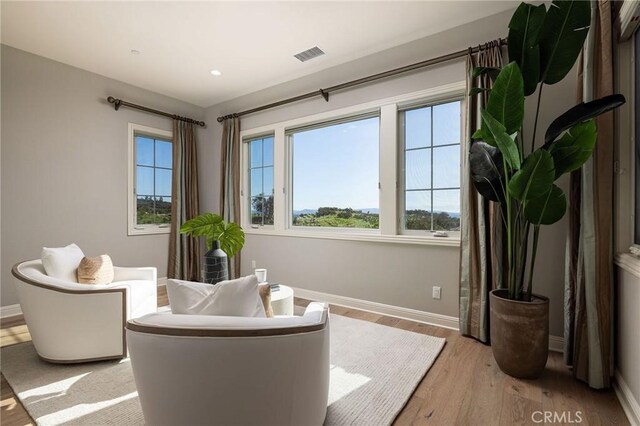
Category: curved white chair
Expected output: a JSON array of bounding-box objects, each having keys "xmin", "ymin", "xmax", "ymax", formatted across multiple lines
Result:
[
  {"xmin": 12, "ymin": 259, "xmax": 157, "ymax": 363},
  {"xmin": 126, "ymin": 302, "xmax": 330, "ymax": 426}
]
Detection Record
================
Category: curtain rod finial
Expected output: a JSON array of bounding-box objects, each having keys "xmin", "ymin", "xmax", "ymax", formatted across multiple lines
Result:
[{"xmin": 107, "ymin": 96, "xmax": 121, "ymax": 110}]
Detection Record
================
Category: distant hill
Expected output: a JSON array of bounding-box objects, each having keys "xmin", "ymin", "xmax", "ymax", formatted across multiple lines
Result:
[
  {"xmin": 293, "ymin": 209, "xmax": 318, "ymax": 216},
  {"xmin": 294, "ymin": 207, "xmax": 459, "ymax": 217}
]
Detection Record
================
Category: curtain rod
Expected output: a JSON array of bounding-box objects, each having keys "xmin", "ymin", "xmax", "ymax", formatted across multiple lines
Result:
[
  {"xmin": 107, "ymin": 96, "xmax": 206, "ymax": 127},
  {"xmin": 217, "ymin": 38, "xmax": 507, "ymax": 123}
]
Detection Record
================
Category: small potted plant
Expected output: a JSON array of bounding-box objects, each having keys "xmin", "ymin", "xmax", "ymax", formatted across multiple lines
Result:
[
  {"xmin": 180, "ymin": 213, "xmax": 245, "ymax": 284},
  {"xmin": 469, "ymin": 0, "xmax": 625, "ymax": 378}
]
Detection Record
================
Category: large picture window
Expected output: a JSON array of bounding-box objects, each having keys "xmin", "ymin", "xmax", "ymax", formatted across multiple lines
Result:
[
  {"xmin": 288, "ymin": 114, "xmax": 380, "ymax": 229},
  {"xmin": 128, "ymin": 123, "xmax": 173, "ymax": 235},
  {"xmin": 399, "ymin": 100, "xmax": 462, "ymax": 232},
  {"xmin": 239, "ymin": 83, "xmax": 465, "ymax": 245},
  {"xmin": 247, "ymin": 135, "xmax": 274, "ymax": 226}
]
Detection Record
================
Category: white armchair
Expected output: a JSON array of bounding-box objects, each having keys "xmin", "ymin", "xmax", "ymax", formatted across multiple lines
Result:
[
  {"xmin": 126, "ymin": 302, "xmax": 330, "ymax": 426},
  {"xmin": 12, "ymin": 259, "xmax": 157, "ymax": 363}
]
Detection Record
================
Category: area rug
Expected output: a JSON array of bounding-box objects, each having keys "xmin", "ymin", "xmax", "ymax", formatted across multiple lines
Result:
[{"xmin": 1, "ymin": 314, "xmax": 445, "ymax": 426}]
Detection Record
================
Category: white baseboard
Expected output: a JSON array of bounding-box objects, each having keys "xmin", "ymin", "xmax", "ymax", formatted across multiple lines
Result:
[
  {"xmin": 614, "ymin": 370, "xmax": 640, "ymax": 426},
  {"xmin": 157, "ymin": 277, "xmax": 167, "ymax": 287},
  {"xmin": 549, "ymin": 335, "xmax": 564, "ymax": 353},
  {"xmin": 291, "ymin": 286, "xmax": 565, "ymax": 351},
  {"xmin": 291, "ymin": 286, "xmax": 460, "ymax": 331},
  {"xmin": 0, "ymin": 304, "xmax": 23, "ymax": 319}
]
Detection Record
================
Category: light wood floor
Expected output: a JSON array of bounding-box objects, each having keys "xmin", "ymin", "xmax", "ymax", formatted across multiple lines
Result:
[{"xmin": 0, "ymin": 288, "xmax": 628, "ymax": 426}]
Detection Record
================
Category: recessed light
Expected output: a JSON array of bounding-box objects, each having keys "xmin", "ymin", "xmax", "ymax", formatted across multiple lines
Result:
[
  {"xmin": 210, "ymin": 69, "xmax": 222, "ymax": 76},
  {"xmin": 130, "ymin": 49, "xmax": 141, "ymax": 55}
]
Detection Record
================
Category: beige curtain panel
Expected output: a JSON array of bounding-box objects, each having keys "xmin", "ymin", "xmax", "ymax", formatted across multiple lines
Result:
[
  {"xmin": 564, "ymin": 0, "xmax": 615, "ymax": 389},
  {"xmin": 459, "ymin": 40, "xmax": 505, "ymax": 343},
  {"xmin": 220, "ymin": 117, "xmax": 242, "ymax": 279},
  {"xmin": 168, "ymin": 120, "xmax": 201, "ymax": 281}
]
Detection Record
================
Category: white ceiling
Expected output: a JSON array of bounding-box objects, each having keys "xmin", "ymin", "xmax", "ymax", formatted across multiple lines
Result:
[{"xmin": 1, "ymin": 1, "xmax": 517, "ymax": 108}]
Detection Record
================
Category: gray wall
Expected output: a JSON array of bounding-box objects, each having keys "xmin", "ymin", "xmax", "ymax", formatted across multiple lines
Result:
[
  {"xmin": 1, "ymin": 45, "xmax": 208, "ymax": 306},
  {"xmin": 202, "ymin": 9, "xmax": 577, "ymax": 336}
]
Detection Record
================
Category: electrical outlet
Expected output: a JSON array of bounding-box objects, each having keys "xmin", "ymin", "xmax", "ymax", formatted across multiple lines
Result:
[
  {"xmin": 251, "ymin": 260, "xmax": 257, "ymax": 269},
  {"xmin": 432, "ymin": 286, "xmax": 441, "ymax": 300}
]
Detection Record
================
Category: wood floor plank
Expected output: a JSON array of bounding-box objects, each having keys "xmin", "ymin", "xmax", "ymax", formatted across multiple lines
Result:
[
  {"xmin": 454, "ymin": 339, "xmax": 503, "ymax": 425},
  {"xmin": 1, "ymin": 373, "xmax": 34, "ymax": 425},
  {"xmin": 375, "ymin": 316, "xmax": 401, "ymax": 328},
  {"xmin": 0, "ymin": 294, "xmax": 628, "ymax": 426},
  {"xmin": 0, "ymin": 325, "xmax": 31, "ymax": 347}
]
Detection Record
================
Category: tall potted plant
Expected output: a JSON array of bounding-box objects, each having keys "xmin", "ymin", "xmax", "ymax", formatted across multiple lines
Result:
[
  {"xmin": 469, "ymin": 0, "xmax": 625, "ymax": 378},
  {"xmin": 180, "ymin": 213, "xmax": 245, "ymax": 284}
]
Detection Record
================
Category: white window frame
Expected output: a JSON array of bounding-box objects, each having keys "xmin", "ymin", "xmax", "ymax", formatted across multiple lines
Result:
[
  {"xmin": 238, "ymin": 81, "xmax": 465, "ymax": 247},
  {"xmin": 242, "ymin": 133, "xmax": 276, "ymax": 230},
  {"xmin": 128, "ymin": 123, "xmax": 173, "ymax": 236},
  {"xmin": 632, "ymin": 31, "xmax": 639, "ymax": 252},
  {"xmin": 286, "ymin": 112, "xmax": 382, "ymax": 235},
  {"xmin": 614, "ymin": 33, "xmax": 639, "ymax": 253},
  {"xmin": 397, "ymin": 97, "xmax": 464, "ymax": 238}
]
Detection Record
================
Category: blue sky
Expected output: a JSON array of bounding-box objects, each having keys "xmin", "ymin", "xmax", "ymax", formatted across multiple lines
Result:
[
  {"xmin": 404, "ymin": 101, "xmax": 461, "ymax": 214},
  {"xmin": 292, "ymin": 117, "xmax": 379, "ymax": 211},
  {"xmin": 136, "ymin": 136, "xmax": 172, "ymax": 200}
]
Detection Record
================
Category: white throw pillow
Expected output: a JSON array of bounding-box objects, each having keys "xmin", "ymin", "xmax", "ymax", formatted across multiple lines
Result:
[
  {"xmin": 167, "ymin": 276, "xmax": 266, "ymax": 317},
  {"xmin": 41, "ymin": 243, "xmax": 85, "ymax": 283}
]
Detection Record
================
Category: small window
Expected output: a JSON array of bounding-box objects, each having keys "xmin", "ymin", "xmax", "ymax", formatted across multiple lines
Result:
[
  {"xmin": 288, "ymin": 114, "xmax": 380, "ymax": 230},
  {"xmin": 247, "ymin": 135, "xmax": 274, "ymax": 227},
  {"xmin": 399, "ymin": 100, "xmax": 462, "ymax": 233},
  {"xmin": 128, "ymin": 123, "xmax": 173, "ymax": 235}
]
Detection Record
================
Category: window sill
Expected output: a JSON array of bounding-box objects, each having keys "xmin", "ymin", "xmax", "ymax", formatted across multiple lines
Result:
[
  {"xmin": 615, "ymin": 252, "xmax": 640, "ymax": 279},
  {"xmin": 128, "ymin": 226, "xmax": 171, "ymax": 236},
  {"xmin": 243, "ymin": 229, "xmax": 461, "ymax": 247}
]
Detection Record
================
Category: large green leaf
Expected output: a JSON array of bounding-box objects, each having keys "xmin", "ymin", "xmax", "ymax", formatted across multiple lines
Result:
[
  {"xmin": 471, "ymin": 127, "xmax": 495, "ymax": 147},
  {"xmin": 508, "ymin": 3, "xmax": 546, "ymax": 95},
  {"xmin": 180, "ymin": 213, "xmax": 245, "ymax": 258},
  {"xmin": 180, "ymin": 213, "xmax": 224, "ymax": 239},
  {"xmin": 508, "ymin": 149, "xmax": 555, "ymax": 201},
  {"xmin": 524, "ymin": 184, "xmax": 567, "ymax": 225},
  {"xmin": 481, "ymin": 109, "xmax": 521, "ymax": 171},
  {"xmin": 469, "ymin": 141, "xmax": 504, "ymax": 202},
  {"xmin": 212, "ymin": 222, "xmax": 245, "ymax": 259},
  {"xmin": 539, "ymin": 0, "xmax": 591, "ymax": 85},
  {"xmin": 549, "ymin": 120, "xmax": 596, "ymax": 178},
  {"xmin": 543, "ymin": 94, "xmax": 626, "ymax": 147},
  {"xmin": 486, "ymin": 62, "xmax": 525, "ymax": 134}
]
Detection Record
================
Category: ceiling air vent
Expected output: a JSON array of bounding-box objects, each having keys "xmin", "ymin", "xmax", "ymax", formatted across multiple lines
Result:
[{"xmin": 294, "ymin": 46, "xmax": 325, "ymax": 62}]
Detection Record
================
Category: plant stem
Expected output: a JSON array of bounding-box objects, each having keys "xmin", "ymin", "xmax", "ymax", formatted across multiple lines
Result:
[
  {"xmin": 513, "ymin": 211, "xmax": 521, "ymax": 299},
  {"xmin": 519, "ymin": 221, "xmax": 530, "ymax": 299},
  {"xmin": 531, "ymin": 84, "xmax": 544, "ymax": 154},
  {"xmin": 503, "ymin": 160, "xmax": 514, "ymax": 299},
  {"xmin": 526, "ymin": 225, "xmax": 541, "ymax": 302},
  {"xmin": 519, "ymin": 129, "xmax": 525, "ymax": 162}
]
